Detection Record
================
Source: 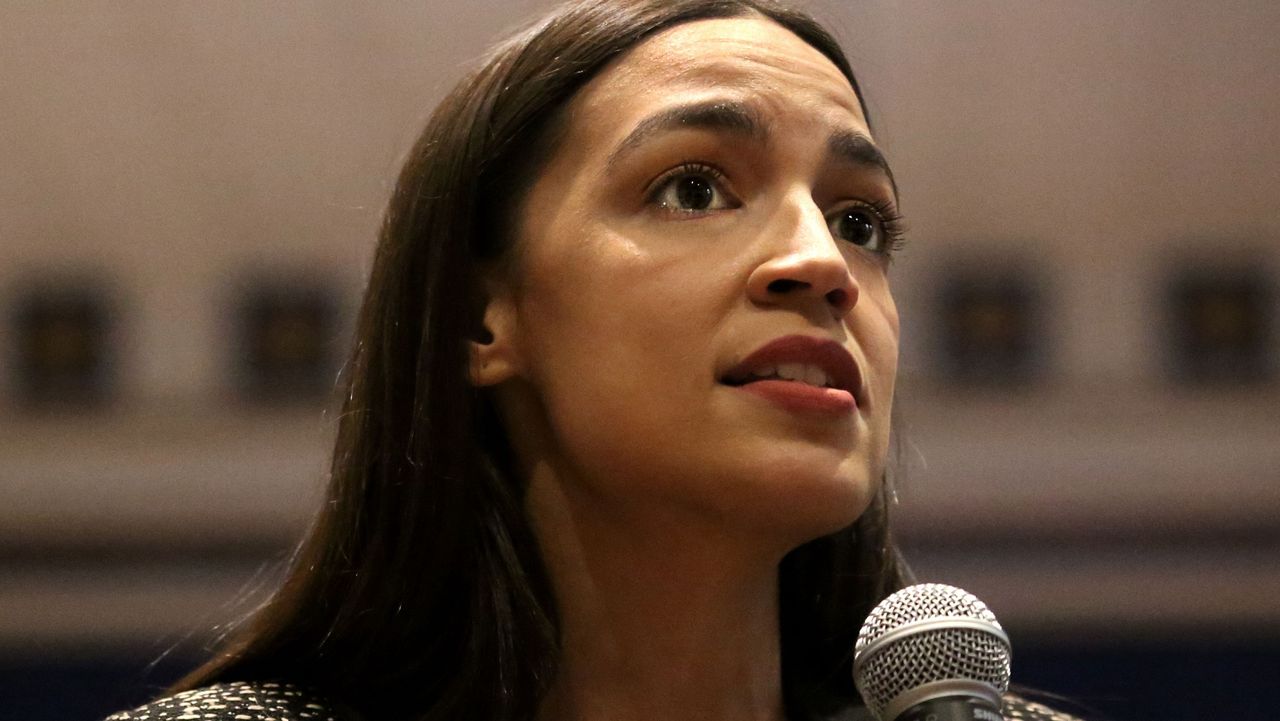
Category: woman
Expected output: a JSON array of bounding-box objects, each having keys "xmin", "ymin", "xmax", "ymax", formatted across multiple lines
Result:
[{"xmin": 108, "ymin": 1, "xmax": 1077, "ymax": 720}]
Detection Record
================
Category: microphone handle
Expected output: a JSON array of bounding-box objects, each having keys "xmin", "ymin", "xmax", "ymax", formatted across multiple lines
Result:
[{"xmin": 897, "ymin": 696, "xmax": 1003, "ymax": 721}]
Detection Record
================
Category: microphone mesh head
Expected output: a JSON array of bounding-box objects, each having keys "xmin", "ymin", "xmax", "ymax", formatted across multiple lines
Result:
[{"xmin": 853, "ymin": 584, "xmax": 1011, "ymax": 721}]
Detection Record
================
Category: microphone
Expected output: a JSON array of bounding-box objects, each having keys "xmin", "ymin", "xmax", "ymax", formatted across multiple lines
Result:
[{"xmin": 853, "ymin": 583, "xmax": 1012, "ymax": 721}]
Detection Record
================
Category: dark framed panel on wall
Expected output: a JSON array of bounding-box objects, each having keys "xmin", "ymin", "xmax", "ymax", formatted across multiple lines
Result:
[
  {"xmin": 1162, "ymin": 263, "xmax": 1275, "ymax": 386},
  {"xmin": 931, "ymin": 260, "xmax": 1049, "ymax": 387},
  {"xmin": 8, "ymin": 275, "xmax": 118, "ymax": 410},
  {"xmin": 229, "ymin": 275, "xmax": 342, "ymax": 405}
]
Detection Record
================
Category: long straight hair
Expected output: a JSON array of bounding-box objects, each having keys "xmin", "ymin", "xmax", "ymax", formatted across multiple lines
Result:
[{"xmin": 172, "ymin": 2, "xmax": 911, "ymax": 719}]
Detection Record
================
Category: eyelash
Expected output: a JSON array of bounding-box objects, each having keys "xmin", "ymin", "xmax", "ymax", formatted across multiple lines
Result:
[
  {"xmin": 645, "ymin": 160, "xmax": 909, "ymax": 257},
  {"xmin": 645, "ymin": 161, "xmax": 733, "ymax": 207},
  {"xmin": 856, "ymin": 197, "xmax": 909, "ymax": 258}
]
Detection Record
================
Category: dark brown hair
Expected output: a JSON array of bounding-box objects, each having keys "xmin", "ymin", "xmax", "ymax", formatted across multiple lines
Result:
[{"xmin": 173, "ymin": 2, "xmax": 911, "ymax": 719}]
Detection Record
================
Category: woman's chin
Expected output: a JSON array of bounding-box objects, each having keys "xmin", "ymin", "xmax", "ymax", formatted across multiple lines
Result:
[
  {"xmin": 704, "ymin": 461, "xmax": 879, "ymax": 552},
  {"xmin": 775, "ymin": 475, "xmax": 875, "ymax": 542}
]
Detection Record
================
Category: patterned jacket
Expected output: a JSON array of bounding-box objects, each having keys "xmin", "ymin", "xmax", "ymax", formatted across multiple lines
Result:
[{"xmin": 106, "ymin": 680, "xmax": 1084, "ymax": 721}]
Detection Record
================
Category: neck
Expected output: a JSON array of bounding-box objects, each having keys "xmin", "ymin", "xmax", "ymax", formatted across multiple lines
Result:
[{"xmin": 528, "ymin": 467, "xmax": 790, "ymax": 721}]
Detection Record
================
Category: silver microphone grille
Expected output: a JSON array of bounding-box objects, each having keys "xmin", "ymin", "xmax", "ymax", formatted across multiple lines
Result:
[{"xmin": 853, "ymin": 584, "xmax": 1012, "ymax": 721}]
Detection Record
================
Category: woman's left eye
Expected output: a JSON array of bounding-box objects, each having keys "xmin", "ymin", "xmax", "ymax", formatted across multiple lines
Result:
[
  {"xmin": 649, "ymin": 164, "xmax": 734, "ymax": 213},
  {"xmin": 827, "ymin": 206, "xmax": 884, "ymax": 251}
]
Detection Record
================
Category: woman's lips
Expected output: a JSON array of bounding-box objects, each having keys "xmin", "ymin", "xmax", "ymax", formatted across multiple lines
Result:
[
  {"xmin": 726, "ymin": 378, "xmax": 857, "ymax": 415},
  {"xmin": 719, "ymin": 334, "xmax": 865, "ymax": 415},
  {"xmin": 720, "ymin": 334, "xmax": 865, "ymax": 407}
]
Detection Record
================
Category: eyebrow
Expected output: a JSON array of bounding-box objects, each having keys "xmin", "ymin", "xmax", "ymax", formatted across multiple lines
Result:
[
  {"xmin": 606, "ymin": 99, "xmax": 767, "ymax": 169},
  {"xmin": 828, "ymin": 129, "xmax": 899, "ymax": 200},
  {"xmin": 605, "ymin": 98, "xmax": 898, "ymax": 199}
]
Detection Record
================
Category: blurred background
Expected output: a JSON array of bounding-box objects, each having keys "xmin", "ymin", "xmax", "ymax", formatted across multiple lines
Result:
[{"xmin": 1, "ymin": 1, "xmax": 1276, "ymax": 719}]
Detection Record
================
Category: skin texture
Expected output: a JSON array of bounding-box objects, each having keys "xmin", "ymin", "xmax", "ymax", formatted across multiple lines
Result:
[{"xmin": 470, "ymin": 16, "xmax": 901, "ymax": 721}]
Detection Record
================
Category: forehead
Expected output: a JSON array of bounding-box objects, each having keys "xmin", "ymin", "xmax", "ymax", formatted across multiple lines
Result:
[{"xmin": 568, "ymin": 16, "xmax": 867, "ymax": 144}]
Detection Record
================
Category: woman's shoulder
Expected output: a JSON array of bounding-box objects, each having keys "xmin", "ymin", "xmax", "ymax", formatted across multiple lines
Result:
[
  {"xmin": 109, "ymin": 684, "xmax": 1082, "ymax": 721},
  {"xmin": 105, "ymin": 680, "xmax": 341, "ymax": 721}
]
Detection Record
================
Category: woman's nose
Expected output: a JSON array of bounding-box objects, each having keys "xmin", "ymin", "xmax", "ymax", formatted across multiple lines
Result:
[{"xmin": 745, "ymin": 195, "xmax": 859, "ymax": 319}]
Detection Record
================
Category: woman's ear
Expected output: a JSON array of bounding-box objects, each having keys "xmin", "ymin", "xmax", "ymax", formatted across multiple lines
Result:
[{"xmin": 469, "ymin": 277, "xmax": 522, "ymax": 387}]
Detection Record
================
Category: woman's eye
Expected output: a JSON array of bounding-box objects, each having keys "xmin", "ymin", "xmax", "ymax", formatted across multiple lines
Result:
[
  {"xmin": 651, "ymin": 168, "xmax": 732, "ymax": 213},
  {"xmin": 828, "ymin": 206, "xmax": 882, "ymax": 250}
]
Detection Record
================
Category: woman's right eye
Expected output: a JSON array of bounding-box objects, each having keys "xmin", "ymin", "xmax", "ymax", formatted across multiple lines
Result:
[{"xmin": 648, "ymin": 164, "xmax": 735, "ymax": 214}]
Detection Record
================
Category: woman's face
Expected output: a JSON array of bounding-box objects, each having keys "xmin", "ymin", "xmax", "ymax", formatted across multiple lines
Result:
[{"xmin": 484, "ymin": 16, "xmax": 901, "ymax": 543}]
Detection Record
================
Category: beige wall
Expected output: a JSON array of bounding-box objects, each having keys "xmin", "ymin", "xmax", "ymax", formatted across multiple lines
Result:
[{"xmin": 2, "ymin": 1, "xmax": 1277, "ymax": 646}]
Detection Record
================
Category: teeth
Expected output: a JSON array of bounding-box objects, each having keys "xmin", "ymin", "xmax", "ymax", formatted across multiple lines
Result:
[
  {"xmin": 776, "ymin": 363, "xmax": 806, "ymax": 382},
  {"xmin": 758, "ymin": 363, "xmax": 833, "ymax": 388},
  {"xmin": 730, "ymin": 363, "xmax": 837, "ymax": 389},
  {"xmin": 804, "ymin": 365, "xmax": 829, "ymax": 387}
]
